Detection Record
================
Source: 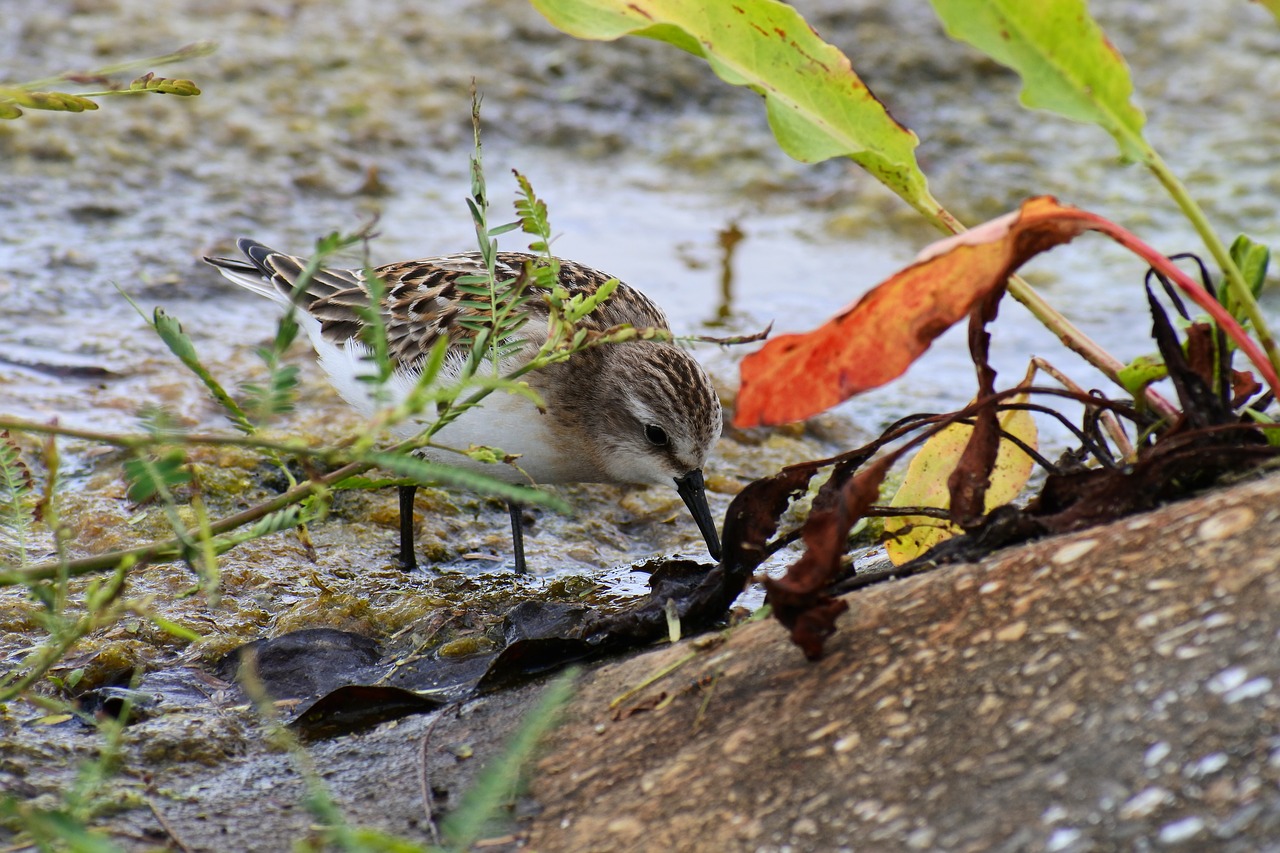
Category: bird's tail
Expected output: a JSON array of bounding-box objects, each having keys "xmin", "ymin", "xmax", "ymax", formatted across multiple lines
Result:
[{"xmin": 203, "ymin": 238, "xmax": 357, "ymax": 311}]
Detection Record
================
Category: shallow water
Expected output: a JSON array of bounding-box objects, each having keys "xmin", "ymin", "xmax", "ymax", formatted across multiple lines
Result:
[{"xmin": 2, "ymin": 0, "xmax": 1278, "ymax": 648}]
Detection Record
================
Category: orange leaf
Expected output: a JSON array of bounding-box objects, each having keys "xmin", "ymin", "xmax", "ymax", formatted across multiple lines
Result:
[
  {"xmin": 736, "ymin": 195, "xmax": 1280, "ymax": 427},
  {"xmin": 734, "ymin": 197, "xmax": 1094, "ymax": 427}
]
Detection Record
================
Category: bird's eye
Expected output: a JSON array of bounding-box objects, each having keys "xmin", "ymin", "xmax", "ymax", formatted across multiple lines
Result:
[{"xmin": 644, "ymin": 424, "xmax": 669, "ymax": 446}]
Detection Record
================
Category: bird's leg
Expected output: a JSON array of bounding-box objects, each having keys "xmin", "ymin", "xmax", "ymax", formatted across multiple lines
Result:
[
  {"xmin": 507, "ymin": 500, "xmax": 527, "ymax": 574},
  {"xmin": 398, "ymin": 484, "xmax": 418, "ymax": 571}
]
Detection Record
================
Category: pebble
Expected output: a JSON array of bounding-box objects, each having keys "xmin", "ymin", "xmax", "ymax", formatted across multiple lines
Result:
[
  {"xmin": 1051, "ymin": 539, "xmax": 1098, "ymax": 565},
  {"xmin": 1158, "ymin": 816, "xmax": 1206, "ymax": 844},
  {"xmin": 1196, "ymin": 507, "xmax": 1254, "ymax": 541}
]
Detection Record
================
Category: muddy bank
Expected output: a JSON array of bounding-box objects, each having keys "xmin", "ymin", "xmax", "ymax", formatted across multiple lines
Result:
[{"xmin": 526, "ymin": 469, "xmax": 1280, "ymax": 851}]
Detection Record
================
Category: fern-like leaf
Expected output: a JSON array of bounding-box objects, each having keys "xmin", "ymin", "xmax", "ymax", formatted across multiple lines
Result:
[
  {"xmin": 150, "ymin": 308, "xmax": 257, "ymax": 434},
  {"xmin": 0, "ymin": 432, "xmax": 37, "ymax": 564},
  {"xmin": 123, "ymin": 450, "xmax": 191, "ymax": 504}
]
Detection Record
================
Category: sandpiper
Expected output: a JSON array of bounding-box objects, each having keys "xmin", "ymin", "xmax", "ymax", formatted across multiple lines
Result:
[{"xmin": 204, "ymin": 239, "xmax": 723, "ymax": 572}]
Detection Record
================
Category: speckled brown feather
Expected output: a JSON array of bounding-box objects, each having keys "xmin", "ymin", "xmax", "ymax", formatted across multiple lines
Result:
[{"xmin": 241, "ymin": 247, "xmax": 672, "ymax": 368}]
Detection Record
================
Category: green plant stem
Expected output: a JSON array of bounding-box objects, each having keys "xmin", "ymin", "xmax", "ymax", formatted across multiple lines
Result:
[
  {"xmin": 1005, "ymin": 274, "xmax": 1178, "ymax": 419},
  {"xmin": 0, "ymin": 417, "xmax": 348, "ymax": 461},
  {"xmin": 53, "ymin": 89, "xmax": 166, "ymax": 99},
  {"xmin": 0, "ymin": 393, "xmax": 558, "ymax": 585},
  {"xmin": 9, "ymin": 42, "xmax": 215, "ymax": 91},
  {"xmin": 1146, "ymin": 150, "xmax": 1280, "ymax": 374},
  {"xmin": 0, "ymin": 459, "xmax": 368, "ymax": 585}
]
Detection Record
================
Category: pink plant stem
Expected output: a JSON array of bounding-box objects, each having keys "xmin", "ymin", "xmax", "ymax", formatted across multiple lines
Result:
[{"xmin": 1076, "ymin": 211, "xmax": 1280, "ymax": 395}]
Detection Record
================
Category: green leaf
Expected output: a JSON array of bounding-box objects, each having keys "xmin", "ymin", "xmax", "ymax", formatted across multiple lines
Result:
[
  {"xmin": 202, "ymin": 506, "xmax": 312, "ymax": 555},
  {"xmin": 465, "ymin": 197, "xmax": 485, "ymax": 230},
  {"xmin": 123, "ymin": 450, "xmax": 190, "ymax": 504},
  {"xmin": 1229, "ymin": 234, "xmax": 1271, "ymax": 300},
  {"xmin": 1255, "ymin": 0, "xmax": 1280, "ymax": 24},
  {"xmin": 464, "ymin": 445, "xmax": 507, "ymax": 465},
  {"xmin": 929, "ymin": 0, "xmax": 1149, "ymax": 162},
  {"xmin": 245, "ymin": 362, "xmax": 299, "ymax": 416},
  {"xmin": 145, "ymin": 613, "xmax": 201, "ymax": 642},
  {"xmin": 1245, "ymin": 408, "xmax": 1280, "ymax": 446},
  {"xmin": 152, "ymin": 308, "xmax": 199, "ymax": 362},
  {"xmin": 152, "ymin": 309, "xmax": 255, "ymax": 434},
  {"xmin": 488, "ymin": 220, "xmax": 523, "ymax": 236},
  {"xmin": 1118, "ymin": 353, "xmax": 1168, "ymax": 399},
  {"xmin": 273, "ymin": 309, "xmax": 300, "ymax": 352},
  {"xmin": 235, "ymin": 507, "xmax": 305, "ymax": 541},
  {"xmin": 564, "ymin": 277, "xmax": 618, "ymax": 323},
  {"xmin": 415, "ymin": 335, "xmax": 452, "ymax": 392},
  {"xmin": 531, "ymin": 0, "xmax": 940, "ymax": 220}
]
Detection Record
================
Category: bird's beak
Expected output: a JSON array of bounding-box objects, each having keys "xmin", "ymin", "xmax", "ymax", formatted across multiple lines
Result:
[{"xmin": 674, "ymin": 468, "xmax": 722, "ymax": 562}]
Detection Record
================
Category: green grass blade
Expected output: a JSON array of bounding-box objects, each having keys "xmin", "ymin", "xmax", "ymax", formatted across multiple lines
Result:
[{"xmin": 442, "ymin": 668, "xmax": 577, "ymax": 849}]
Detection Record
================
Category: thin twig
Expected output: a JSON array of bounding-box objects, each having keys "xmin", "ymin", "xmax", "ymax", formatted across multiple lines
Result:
[
  {"xmin": 146, "ymin": 795, "xmax": 196, "ymax": 853},
  {"xmin": 0, "ymin": 415, "xmax": 350, "ymax": 458},
  {"xmin": 1033, "ymin": 358, "xmax": 1135, "ymax": 458},
  {"xmin": 865, "ymin": 505, "xmax": 952, "ymax": 520},
  {"xmin": 418, "ymin": 708, "xmax": 450, "ymax": 846}
]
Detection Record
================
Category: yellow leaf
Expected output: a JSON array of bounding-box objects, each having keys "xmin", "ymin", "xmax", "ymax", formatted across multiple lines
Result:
[{"xmin": 885, "ymin": 389, "xmax": 1038, "ymax": 565}]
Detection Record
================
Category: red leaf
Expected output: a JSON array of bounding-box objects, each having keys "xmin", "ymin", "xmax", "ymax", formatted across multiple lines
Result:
[
  {"xmin": 734, "ymin": 196, "xmax": 1280, "ymax": 427},
  {"xmin": 764, "ymin": 455, "xmax": 891, "ymax": 659},
  {"xmin": 948, "ymin": 289, "xmax": 1003, "ymax": 528},
  {"xmin": 735, "ymin": 198, "xmax": 1090, "ymax": 426}
]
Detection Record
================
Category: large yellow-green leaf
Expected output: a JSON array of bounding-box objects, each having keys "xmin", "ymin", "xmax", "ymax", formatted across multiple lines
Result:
[
  {"xmin": 531, "ymin": 0, "xmax": 944, "ymax": 222},
  {"xmin": 929, "ymin": 0, "xmax": 1149, "ymax": 162},
  {"xmin": 1255, "ymin": 0, "xmax": 1280, "ymax": 24},
  {"xmin": 884, "ymin": 389, "xmax": 1038, "ymax": 566}
]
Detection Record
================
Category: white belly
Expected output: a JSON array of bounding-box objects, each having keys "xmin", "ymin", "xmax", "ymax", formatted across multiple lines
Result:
[{"xmin": 311, "ymin": 331, "xmax": 601, "ymax": 484}]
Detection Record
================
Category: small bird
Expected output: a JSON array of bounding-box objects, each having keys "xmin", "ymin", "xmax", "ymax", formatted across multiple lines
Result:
[{"xmin": 204, "ymin": 239, "xmax": 723, "ymax": 572}]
